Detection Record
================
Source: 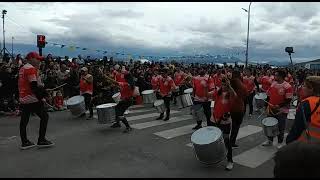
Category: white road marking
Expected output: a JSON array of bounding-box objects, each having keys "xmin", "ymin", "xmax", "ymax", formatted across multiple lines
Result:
[{"xmin": 131, "ymin": 115, "xmax": 193, "ymax": 129}]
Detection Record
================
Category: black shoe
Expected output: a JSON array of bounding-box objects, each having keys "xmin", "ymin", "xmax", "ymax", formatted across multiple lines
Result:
[
  {"xmin": 123, "ymin": 127, "xmax": 133, "ymax": 133},
  {"xmin": 79, "ymin": 113, "xmax": 86, "ymax": 118},
  {"xmin": 37, "ymin": 139, "xmax": 54, "ymax": 148},
  {"xmin": 164, "ymin": 117, "xmax": 169, "ymax": 121},
  {"xmin": 20, "ymin": 140, "xmax": 36, "ymax": 150},
  {"xmin": 86, "ymin": 116, "xmax": 93, "ymax": 120},
  {"xmin": 232, "ymin": 144, "xmax": 239, "ymax": 149},
  {"xmin": 192, "ymin": 124, "xmax": 202, "ymax": 130},
  {"xmin": 156, "ymin": 116, "xmax": 164, "ymax": 120},
  {"xmin": 110, "ymin": 123, "xmax": 121, "ymax": 128}
]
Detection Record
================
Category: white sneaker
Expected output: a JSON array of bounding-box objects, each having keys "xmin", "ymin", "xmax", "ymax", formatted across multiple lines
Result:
[
  {"xmin": 225, "ymin": 162, "xmax": 233, "ymax": 171},
  {"xmin": 277, "ymin": 143, "xmax": 285, "ymax": 149},
  {"xmin": 124, "ymin": 110, "xmax": 130, "ymax": 115},
  {"xmin": 262, "ymin": 141, "xmax": 273, "ymax": 147}
]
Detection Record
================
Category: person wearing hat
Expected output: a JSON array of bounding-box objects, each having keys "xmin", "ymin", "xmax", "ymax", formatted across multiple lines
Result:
[
  {"xmin": 18, "ymin": 51, "xmax": 54, "ymax": 150},
  {"xmin": 286, "ymin": 76, "xmax": 320, "ymax": 144},
  {"xmin": 79, "ymin": 66, "xmax": 94, "ymax": 120}
]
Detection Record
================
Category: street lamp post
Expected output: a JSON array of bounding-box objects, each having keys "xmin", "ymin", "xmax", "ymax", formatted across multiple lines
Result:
[{"xmin": 242, "ymin": 2, "xmax": 252, "ymax": 68}]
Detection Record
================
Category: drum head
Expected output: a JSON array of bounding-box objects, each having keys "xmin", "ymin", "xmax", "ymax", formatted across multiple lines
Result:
[
  {"xmin": 67, "ymin": 96, "xmax": 84, "ymax": 106},
  {"xmin": 184, "ymin": 88, "xmax": 193, "ymax": 94},
  {"xmin": 96, "ymin": 103, "xmax": 117, "ymax": 109},
  {"xmin": 191, "ymin": 126, "xmax": 222, "ymax": 145},
  {"xmin": 262, "ymin": 117, "xmax": 278, "ymax": 127},
  {"xmin": 142, "ymin": 90, "xmax": 154, "ymax": 95},
  {"xmin": 112, "ymin": 92, "xmax": 120, "ymax": 98},
  {"xmin": 255, "ymin": 93, "xmax": 267, "ymax": 100},
  {"xmin": 154, "ymin": 100, "xmax": 164, "ymax": 106}
]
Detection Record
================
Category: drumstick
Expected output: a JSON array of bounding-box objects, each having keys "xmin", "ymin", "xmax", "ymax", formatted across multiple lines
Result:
[{"xmin": 46, "ymin": 83, "xmax": 67, "ymax": 91}]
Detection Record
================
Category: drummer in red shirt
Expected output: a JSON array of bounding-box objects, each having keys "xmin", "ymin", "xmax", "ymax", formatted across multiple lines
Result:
[
  {"xmin": 243, "ymin": 68, "xmax": 256, "ymax": 117},
  {"xmin": 263, "ymin": 69, "xmax": 293, "ymax": 148},
  {"xmin": 156, "ymin": 67, "xmax": 176, "ymax": 121},
  {"xmin": 173, "ymin": 67, "xmax": 186, "ymax": 103},
  {"xmin": 260, "ymin": 70, "xmax": 273, "ymax": 92},
  {"xmin": 79, "ymin": 67, "xmax": 94, "ymax": 120},
  {"xmin": 18, "ymin": 52, "xmax": 54, "ymax": 150},
  {"xmin": 211, "ymin": 77, "xmax": 237, "ymax": 171},
  {"xmin": 192, "ymin": 69, "xmax": 213, "ymax": 130},
  {"xmin": 105, "ymin": 73, "xmax": 134, "ymax": 133}
]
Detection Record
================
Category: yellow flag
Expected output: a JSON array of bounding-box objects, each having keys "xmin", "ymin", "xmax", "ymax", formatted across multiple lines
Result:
[{"xmin": 68, "ymin": 46, "xmax": 75, "ymax": 51}]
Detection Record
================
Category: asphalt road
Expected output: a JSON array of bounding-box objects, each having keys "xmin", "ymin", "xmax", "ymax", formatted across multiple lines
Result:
[{"xmin": 0, "ymin": 101, "xmax": 291, "ymax": 178}]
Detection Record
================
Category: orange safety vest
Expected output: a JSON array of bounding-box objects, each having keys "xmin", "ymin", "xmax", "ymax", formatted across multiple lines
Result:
[{"xmin": 298, "ymin": 96, "xmax": 320, "ymax": 143}]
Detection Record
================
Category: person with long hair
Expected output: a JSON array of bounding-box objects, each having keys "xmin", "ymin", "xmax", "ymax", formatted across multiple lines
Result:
[
  {"xmin": 211, "ymin": 77, "xmax": 237, "ymax": 171},
  {"xmin": 229, "ymin": 70, "xmax": 248, "ymax": 148}
]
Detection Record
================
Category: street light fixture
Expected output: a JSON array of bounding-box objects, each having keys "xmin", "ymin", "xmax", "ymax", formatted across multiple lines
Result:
[{"xmin": 242, "ymin": 2, "xmax": 252, "ymax": 68}]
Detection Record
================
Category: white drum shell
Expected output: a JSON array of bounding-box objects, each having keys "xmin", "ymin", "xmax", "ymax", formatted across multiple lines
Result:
[
  {"xmin": 192, "ymin": 104, "xmax": 206, "ymax": 122},
  {"xmin": 142, "ymin": 90, "xmax": 157, "ymax": 104},
  {"xmin": 96, "ymin": 103, "xmax": 117, "ymax": 124},
  {"xmin": 184, "ymin": 88, "xmax": 193, "ymax": 94},
  {"xmin": 112, "ymin": 93, "xmax": 121, "ymax": 104},
  {"xmin": 262, "ymin": 117, "xmax": 279, "ymax": 137},
  {"xmin": 191, "ymin": 127, "xmax": 227, "ymax": 164},
  {"xmin": 255, "ymin": 93, "xmax": 267, "ymax": 109},
  {"xmin": 154, "ymin": 100, "xmax": 166, "ymax": 113},
  {"xmin": 180, "ymin": 94, "xmax": 193, "ymax": 108},
  {"xmin": 67, "ymin": 96, "xmax": 86, "ymax": 116}
]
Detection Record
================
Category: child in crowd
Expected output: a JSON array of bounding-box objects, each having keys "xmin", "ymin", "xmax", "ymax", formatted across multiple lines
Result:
[{"xmin": 53, "ymin": 90, "xmax": 67, "ymax": 111}]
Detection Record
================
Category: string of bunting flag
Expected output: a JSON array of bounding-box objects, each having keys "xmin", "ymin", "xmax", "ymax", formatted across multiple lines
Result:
[{"xmin": 44, "ymin": 41, "xmax": 246, "ymax": 60}]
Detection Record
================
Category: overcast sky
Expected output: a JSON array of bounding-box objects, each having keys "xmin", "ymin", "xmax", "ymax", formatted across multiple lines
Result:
[{"xmin": 0, "ymin": 2, "xmax": 320, "ymax": 62}]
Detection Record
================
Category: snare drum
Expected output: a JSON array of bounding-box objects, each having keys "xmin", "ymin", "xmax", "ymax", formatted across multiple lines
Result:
[
  {"xmin": 254, "ymin": 93, "xmax": 267, "ymax": 109},
  {"xmin": 191, "ymin": 126, "xmax": 227, "ymax": 164},
  {"xmin": 287, "ymin": 109, "xmax": 296, "ymax": 120},
  {"xmin": 154, "ymin": 100, "xmax": 166, "ymax": 113},
  {"xmin": 67, "ymin": 95, "xmax": 86, "ymax": 117},
  {"xmin": 142, "ymin": 90, "xmax": 157, "ymax": 104},
  {"xmin": 184, "ymin": 88, "xmax": 193, "ymax": 94},
  {"xmin": 112, "ymin": 92, "xmax": 121, "ymax": 104},
  {"xmin": 261, "ymin": 117, "xmax": 279, "ymax": 137},
  {"xmin": 96, "ymin": 103, "xmax": 117, "ymax": 124}
]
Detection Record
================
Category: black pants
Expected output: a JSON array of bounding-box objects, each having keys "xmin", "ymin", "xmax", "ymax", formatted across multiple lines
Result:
[
  {"xmin": 20, "ymin": 101, "xmax": 49, "ymax": 143},
  {"xmin": 214, "ymin": 122, "xmax": 233, "ymax": 162},
  {"xmin": 160, "ymin": 96, "xmax": 171, "ymax": 118},
  {"xmin": 230, "ymin": 112, "xmax": 244, "ymax": 145},
  {"xmin": 244, "ymin": 92, "xmax": 255, "ymax": 115},
  {"xmin": 83, "ymin": 93, "xmax": 93, "ymax": 117},
  {"xmin": 194, "ymin": 101, "xmax": 214, "ymax": 126},
  {"xmin": 115, "ymin": 99, "xmax": 132, "ymax": 128}
]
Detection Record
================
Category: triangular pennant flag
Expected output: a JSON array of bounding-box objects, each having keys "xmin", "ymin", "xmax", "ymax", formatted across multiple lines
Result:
[
  {"xmin": 68, "ymin": 46, "xmax": 75, "ymax": 51},
  {"xmin": 61, "ymin": 45, "xmax": 65, "ymax": 48},
  {"xmin": 76, "ymin": 47, "xmax": 80, "ymax": 49},
  {"xmin": 103, "ymin": 51, "xmax": 107, "ymax": 54},
  {"xmin": 82, "ymin": 48, "xmax": 87, "ymax": 50}
]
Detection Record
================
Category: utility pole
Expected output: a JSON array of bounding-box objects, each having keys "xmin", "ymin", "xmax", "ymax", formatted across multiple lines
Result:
[{"xmin": 242, "ymin": 2, "xmax": 252, "ymax": 68}]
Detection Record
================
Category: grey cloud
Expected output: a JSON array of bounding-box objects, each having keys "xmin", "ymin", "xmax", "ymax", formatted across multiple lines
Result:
[{"xmin": 104, "ymin": 9, "xmax": 144, "ymax": 18}]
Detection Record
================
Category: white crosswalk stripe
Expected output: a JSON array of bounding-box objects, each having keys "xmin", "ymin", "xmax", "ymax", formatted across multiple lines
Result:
[
  {"xmin": 186, "ymin": 125, "xmax": 263, "ymax": 147},
  {"xmin": 153, "ymin": 123, "xmax": 203, "ymax": 139},
  {"xmin": 127, "ymin": 110, "xmax": 179, "ymax": 122},
  {"xmin": 131, "ymin": 115, "xmax": 193, "ymax": 129},
  {"xmin": 233, "ymin": 133, "xmax": 288, "ymax": 168}
]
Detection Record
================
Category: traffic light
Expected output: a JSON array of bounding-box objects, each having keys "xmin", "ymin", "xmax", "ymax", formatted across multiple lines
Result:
[{"xmin": 37, "ymin": 35, "xmax": 46, "ymax": 48}]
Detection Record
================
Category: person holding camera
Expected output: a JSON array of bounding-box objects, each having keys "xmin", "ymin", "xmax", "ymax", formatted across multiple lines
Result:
[{"xmin": 210, "ymin": 77, "xmax": 237, "ymax": 171}]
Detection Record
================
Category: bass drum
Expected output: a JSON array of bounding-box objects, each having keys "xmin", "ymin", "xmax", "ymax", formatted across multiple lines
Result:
[
  {"xmin": 67, "ymin": 95, "xmax": 86, "ymax": 117},
  {"xmin": 96, "ymin": 103, "xmax": 117, "ymax": 124},
  {"xmin": 191, "ymin": 126, "xmax": 227, "ymax": 164}
]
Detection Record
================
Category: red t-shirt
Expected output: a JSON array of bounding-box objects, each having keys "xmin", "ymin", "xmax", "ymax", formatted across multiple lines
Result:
[
  {"xmin": 18, "ymin": 63, "xmax": 39, "ymax": 104},
  {"xmin": 213, "ymin": 74, "xmax": 222, "ymax": 88},
  {"xmin": 159, "ymin": 76, "xmax": 176, "ymax": 97},
  {"xmin": 80, "ymin": 75, "xmax": 93, "ymax": 95},
  {"xmin": 260, "ymin": 76, "xmax": 272, "ymax": 92},
  {"xmin": 212, "ymin": 90, "xmax": 231, "ymax": 120},
  {"xmin": 208, "ymin": 76, "xmax": 215, "ymax": 91},
  {"xmin": 193, "ymin": 76, "xmax": 209, "ymax": 102},
  {"xmin": 174, "ymin": 72, "xmax": 185, "ymax": 86},
  {"xmin": 114, "ymin": 70, "xmax": 126, "ymax": 83},
  {"xmin": 119, "ymin": 82, "xmax": 134, "ymax": 100},
  {"xmin": 151, "ymin": 75, "xmax": 159, "ymax": 90},
  {"xmin": 267, "ymin": 81, "xmax": 293, "ymax": 106},
  {"xmin": 54, "ymin": 96, "xmax": 64, "ymax": 107},
  {"xmin": 243, "ymin": 75, "xmax": 255, "ymax": 93}
]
